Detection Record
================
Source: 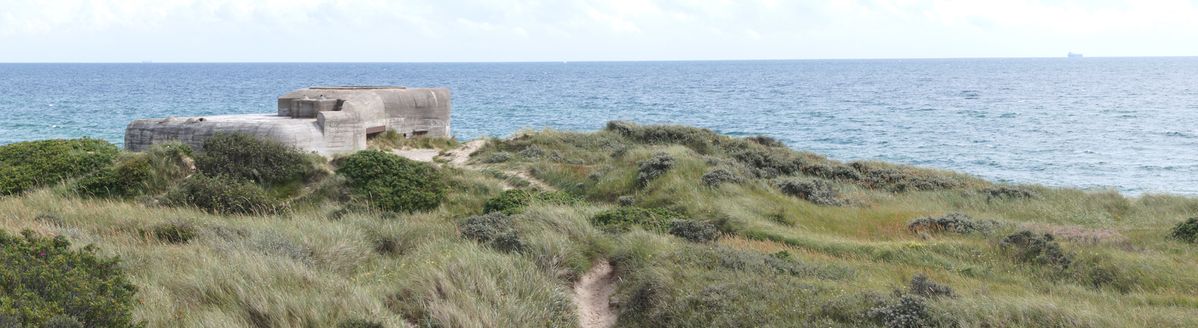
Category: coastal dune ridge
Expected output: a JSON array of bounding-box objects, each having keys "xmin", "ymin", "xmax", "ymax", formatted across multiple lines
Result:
[{"xmin": 1, "ymin": 119, "xmax": 1197, "ymax": 327}]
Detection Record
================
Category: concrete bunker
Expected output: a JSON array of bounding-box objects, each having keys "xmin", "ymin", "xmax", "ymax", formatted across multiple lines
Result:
[{"xmin": 124, "ymin": 86, "xmax": 451, "ymax": 156}]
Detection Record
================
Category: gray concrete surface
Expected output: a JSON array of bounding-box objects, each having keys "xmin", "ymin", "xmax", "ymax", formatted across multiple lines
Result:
[{"xmin": 124, "ymin": 86, "xmax": 451, "ymax": 156}]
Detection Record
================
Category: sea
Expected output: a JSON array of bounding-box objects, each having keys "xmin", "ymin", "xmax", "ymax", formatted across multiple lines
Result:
[{"xmin": 2, "ymin": 58, "xmax": 1197, "ymax": 195}]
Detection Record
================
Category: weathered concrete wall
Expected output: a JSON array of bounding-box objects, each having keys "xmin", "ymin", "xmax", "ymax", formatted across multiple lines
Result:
[
  {"xmin": 125, "ymin": 115, "xmax": 330, "ymax": 154},
  {"xmin": 126, "ymin": 86, "xmax": 452, "ymax": 156},
  {"xmin": 280, "ymin": 87, "xmax": 452, "ymax": 138}
]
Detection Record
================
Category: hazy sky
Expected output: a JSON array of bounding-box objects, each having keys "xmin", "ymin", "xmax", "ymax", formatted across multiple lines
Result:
[{"xmin": 2, "ymin": 0, "xmax": 1196, "ymax": 62}]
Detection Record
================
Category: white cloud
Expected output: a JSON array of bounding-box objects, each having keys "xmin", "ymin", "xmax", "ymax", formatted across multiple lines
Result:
[{"xmin": 0, "ymin": 0, "xmax": 1195, "ymax": 61}]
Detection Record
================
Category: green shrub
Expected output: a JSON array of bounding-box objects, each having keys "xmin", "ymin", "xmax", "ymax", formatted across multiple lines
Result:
[
  {"xmin": 591, "ymin": 207, "xmax": 683, "ymax": 233},
  {"xmin": 164, "ymin": 175, "xmax": 280, "ymax": 215},
  {"xmin": 482, "ymin": 189, "xmax": 578, "ymax": 215},
  {"xmin": 517, "ymin": 145, "xmax": 546, "ymax": 158},
  {"xmin": 1000, "ymin": 231, "xmax": 1072, "ymax": 270},
  {"xmin": 194, "ymin": 133, "xmax": 319, "ymax": 186},
  {"xmin": 700, "ymin": 168, "xmax": 742, "ymax": 187},
  {"xmin": 336, "ymin": 150, "xmax": 447, "ymax": 213},
  {"xmin": 850, "ymin": 161, "xmax": 966, "ymax": 192},
  {"xmin": 337, "ymin": 319, "xmax": 383, "ymax": 328},
  {"xmin": 909, "ymin": 274, "xmax": 954, "ymax": 298},
  {"xmin": 0, "ymin": 139, "xmax": 118, "ymax": 196},
  {"xmin": 74, "ymin": 143, "xmax": 197, "ymax": 199},
  {"xmin": 725, "ymin": 143, "xmax": 803, "ymax": 178},
  {"xmin": 668, "ymin": 220, "xmax": 720, "ymax": 243},
  {"xmin": 43, "ymin": 315, "xmax": 84, "ymax": 328},
  {"xmin": 0, "ymin": 230, "xmax": 138, "ymax": 327},
  {"xmin": 605, "ymin": 121, "xmax": 723, "ymax": 153},
  {"xmin": 907, "ymin": 213, "xmax": 995, "ymax": 235},
  {"xmin": 775, "ymin": 178, "xmax": 845, "ymax": 206},
  {"xmin": 636, "ymin": 153, "xmax": 675, "ymax": 187},
  {"xmin": 867, "ymin": 294, "xmax": 932, "ymax": 328},
  {"xmin": 981, "ymin": 186, "xmax": 1037, "ymax": 200},
  {"xmin": 1170, "ymin": 217, "xmax": 1198, "ymax": 243},
  {"xmin": 745, "ymin": 135, "xmax": 786, "ymax": 147},
  {"xmin": 73, "ymin": 155, "xmax": 153, "ymax": 199},
  {"xmin": 150, "ymin": 222, "xmax": 197, "ymax": 244},
  {"xmin": 801, "ymin": 163, "xmax": 862, "ymax": 181},
  {"xmin": 458, "ymin": 212, "xmax": 523, "ymax": 252}
]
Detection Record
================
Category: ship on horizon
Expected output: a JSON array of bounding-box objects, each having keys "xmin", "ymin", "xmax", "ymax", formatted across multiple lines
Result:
[{"xmin": 1067, "ymin": 52, "xmax": 1083, "ymax": 58}]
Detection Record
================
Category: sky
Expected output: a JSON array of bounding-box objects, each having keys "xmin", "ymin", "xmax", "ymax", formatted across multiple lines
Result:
[{"xmin": 1, "ymin": 0, "xmax": 1197, "ymax": 62}]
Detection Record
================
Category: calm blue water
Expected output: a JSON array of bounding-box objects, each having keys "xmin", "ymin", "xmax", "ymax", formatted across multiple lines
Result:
[{"xmin": 2, "ymin": 59, "xmax": 1197, "ymax": 195}]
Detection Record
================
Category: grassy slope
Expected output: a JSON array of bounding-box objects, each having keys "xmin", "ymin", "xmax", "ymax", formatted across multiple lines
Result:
[{"xmin": 1, "ymin": 124, "xmax": 1197, "ymax": 327}]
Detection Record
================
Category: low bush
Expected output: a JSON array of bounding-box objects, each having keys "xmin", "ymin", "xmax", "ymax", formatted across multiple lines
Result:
[
  {"xmin": 75, "ymin": 143, "xmax": 198, "ymax": 199},
  {"xmin": 867, "ymin": 294, "xmax": 932, "ymax": 328},
  {"xmin": 591, "ymin": 207, "xmax": 683, "ymax": 233},
  {"xmin": 725, "ymin": 143, "xmax": 803, "ymax": 178},
  {"xmin": 636, "ymin": 152, "xmax": 675, "ymax": 187},
  {"xmin": 670, "ymin": 246, "xmax": 840, "ymax": 279},
  {"xmin": 1000, "ymin": 231, "xmax": 1072, "ymax": 270},
  {"xmin": 668, "ymin": 220, "xmax": 720, "ymax": 243},
  {"xmin": 907, "ymin": 213, "xmax": 995, "ymax": 235},
  {"xmin": 164, "ymin": 175, "xmax": 280, "ymax": 215},
  {"xmin": 43, "ymin": 315, "xmax": 84, "ymax": 328},
  {"xmin": 700, "ymin": 168, "xmax": 742, "ymax": 187},
  {"xmin": 0, "ymin": 139, "xmax": 118, "ymax": 196},
  {"xmin": 73, "ymin": 155, "xmax": 154, "ymax": 199},
  {"xmin": 195, "ymin": 133, "xmax": 320, "ymax": 186},
  {"xmin": 800, "ymin": 163, "xmax": 863, "ymax": 181},
  {"xmin": 605, "ymin": 121, "xmax": 723, "ymax": 154},
  {"xmin": 459, "ymin": 212, "xmax": 524, "ymax": 252},
  {"xmin": 908, "ymin": 274, "xmax": 954, "ymax": 298},
  {"xmin": 745, "ymin": 135, "xmax": 786, "ymax": 148},
  {"xmin": 337, "ymin": 319, "xmax": 384, "ymax": 328},
  {"xmin": 336, "ymin": 150, "xmax": 447, "ymax": 213},
  {"xmin": 150, "ymin": 222, "xmax": 197, "ymax": 244},
  {"xmin": 1170, "ymin": 217, "xmax": 1198, "ymax": 243},
  {"xmin": 482, "ymin": 189, "xmax": 578, "ymax": 215},
  {"xmin": 517, "ymin": 144, "xmax": 546, "ymax": 158},
  {"xmin": 850, "ymin": 161, "xmax": 967, "ymax": 192},
  {"xmin": 981, "ymin": 186, "xmax": 1037, "ymax": 200},
  {"xmin": 0, "ymin": 230, "xmax": 138, "ymax": 327},
  {"xmin": 775, "ymin": 178, "xmax": 845, "ymax": 206}
]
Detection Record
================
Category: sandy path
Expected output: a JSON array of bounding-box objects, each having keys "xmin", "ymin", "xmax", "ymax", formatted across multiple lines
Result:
[
  {"xmin": 443, "ymin": 139, "xmax": 487, "ymax": 166},
  {"xmin": 573, "ymin": 260, "xmax": 617, "ymax": 328}
]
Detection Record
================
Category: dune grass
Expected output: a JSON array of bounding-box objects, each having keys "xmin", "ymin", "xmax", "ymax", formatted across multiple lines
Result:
[{"xmin": 2, "ymin": 123, "xmax": 1197, "ymax": 327}]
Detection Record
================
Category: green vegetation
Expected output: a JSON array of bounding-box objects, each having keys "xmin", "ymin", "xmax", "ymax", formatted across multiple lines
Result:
[
  {"xmin": 336, "ymin": 150, "xmax": 447, "ymax": 212},
  {"xmin": 195, "ymin": 133, "xmax": 322, "ymax": 186},
  {"xmin": 591, "ymin": 207, "xmax": 683, "ymax": 233},
  {"xmin": 458, "ymin": 212, "xmax": 524, "ymax": 252},
  {"xmin": 73, "ymin": 142, "xmax": 195, "ymax": 199},
  {"xmin": 1, "ymin": 122, "xmax": 1197, "ymax": 327},
  {"xmin": 0, "ymin": 139, "xmax": 118, "ymax": 196},
  {"xmin": 0, "ymin": 230, "xmax": 138, "ymax": 327},
  {"xmin": 667, "ymin": 220, "xmax": 720, "ymax": 242},
  {"xmin": 164, "ymin": 174, "xmax": 280, "ymax": 215},
  {"xmin": 482, "ymin": 189, "xmax": 578, "ymax": 215},
  {"xmin": 1172, "ymin": 217, "xmax": 1198, "ymax": 243},
  {"xmin": 776, "ymin": 177, "xmax": 846, "ymax": 206}
]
